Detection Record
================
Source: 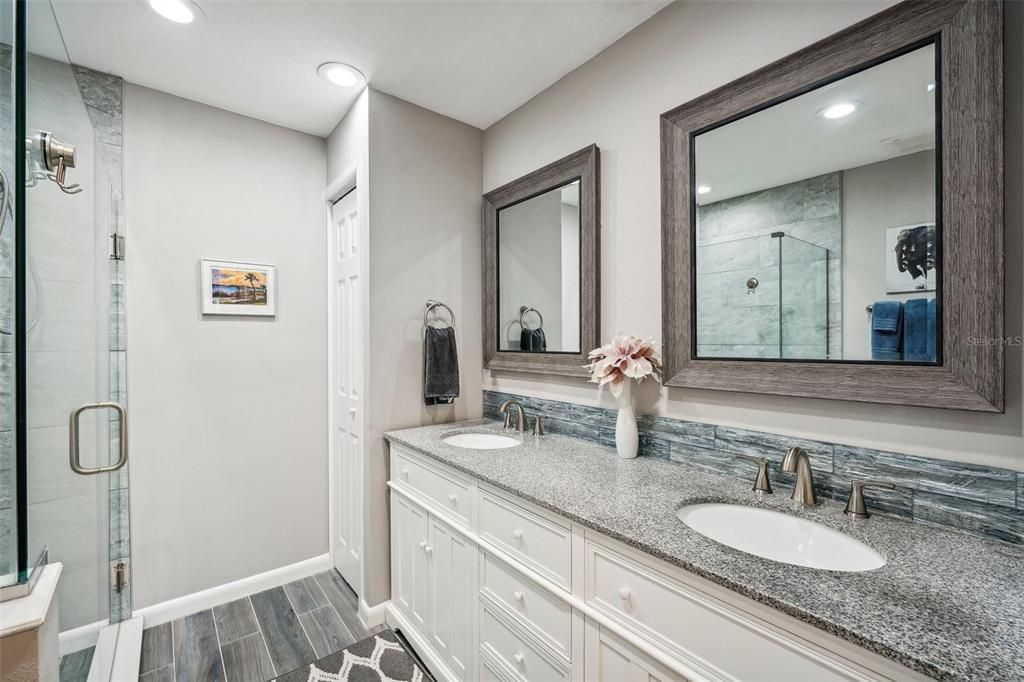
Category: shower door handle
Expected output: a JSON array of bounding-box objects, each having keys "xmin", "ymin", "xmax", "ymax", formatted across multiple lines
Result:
[{"xmin": 69, "ymin": 402, "xmax": 128, "ymax": 475}]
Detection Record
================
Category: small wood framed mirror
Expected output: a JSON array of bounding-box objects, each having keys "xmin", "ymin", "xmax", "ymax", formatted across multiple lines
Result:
[
  {"xmin": 483, "ymin": 145, "xmax": 600, "ymax": 377},
  {"xmin": 661, "ymin": 1, "xmax": 1003, "ymax": 411}
]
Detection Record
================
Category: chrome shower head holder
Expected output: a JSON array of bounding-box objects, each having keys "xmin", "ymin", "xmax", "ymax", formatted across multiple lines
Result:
[{"xmin": 31, "ymin": 131, "xmax": 82, "ymax": 194}]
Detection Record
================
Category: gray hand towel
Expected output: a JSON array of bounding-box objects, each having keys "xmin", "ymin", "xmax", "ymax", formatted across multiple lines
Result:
[
  {"xmin": 424, "ymin": 326, "xmax": 460, "ymax": 405},
  {"xmin": 520, "ymin": 327, "xmax": 547, "ymax": 352}
]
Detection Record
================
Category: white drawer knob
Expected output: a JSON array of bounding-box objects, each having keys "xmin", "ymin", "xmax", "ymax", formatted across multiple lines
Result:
[
  {"xmin": 418, "ymin": 540, "xmax": 426, "ymax": 549},
  {"xmin": 424, "ymin": 545, "xmax": 433, "ymax": 555},
  {"xmin": 448, "ymin": 493, "xmax": 458, "ymax": 504},
  {"xmin": 401, "ymin": 468, "xmax": 410, "ymax": 478},
  {"xmin": 513, "ymin": 653, "xmax": 525, "ymax": 666},
  {"xmin": 617, "ymin": 586, "xmax": 631, "ymax": 601},
  {"xmin": 512, "ymin": 529, "xmax": 524, "ymax": 541},
  {"xmin": 349, "ymin": 407, "xmax": 357, "ymax": 415},
  {"xmin": 513, "ymin": 591, "xmax": 524, "ymax": 603}
]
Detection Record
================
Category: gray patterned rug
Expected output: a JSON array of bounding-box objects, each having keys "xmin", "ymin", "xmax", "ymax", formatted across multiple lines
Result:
[{"xmin": 276, "ymin": 629, "xmax": 429, "ymax": 682}]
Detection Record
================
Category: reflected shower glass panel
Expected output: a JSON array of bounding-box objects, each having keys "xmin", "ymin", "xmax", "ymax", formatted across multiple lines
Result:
[
  {"xmin": 780, "ymin": 236, "xmax": 829, "ymax": 359},
  {"xmin": 1, "ymin": 0, "xmax": 16, "ymax": 586}
]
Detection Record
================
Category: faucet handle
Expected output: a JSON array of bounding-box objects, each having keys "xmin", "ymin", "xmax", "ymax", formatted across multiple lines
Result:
[
  {"xmin": 844, "ymin": 480, "xmax": 896, "ymax": 519},
  {"xmin": 532, "ymin": 416, "xmax": 545, "ymax": 436},
  {"xmin": 735, "ymin": 455, "xmax": 773, "ymax": 494}
]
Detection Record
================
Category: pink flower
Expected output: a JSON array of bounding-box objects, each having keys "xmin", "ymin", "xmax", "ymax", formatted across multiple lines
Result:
[{"xmin": 585, "ymin": 335, "xmax": 662, "ymax": 398}]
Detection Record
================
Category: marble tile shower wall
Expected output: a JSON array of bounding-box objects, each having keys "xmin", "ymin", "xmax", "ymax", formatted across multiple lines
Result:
[
  {"xmin": 1, "ymin": 43, "xmax": 16, "ymax": 580},
  {"xmin": 482, "ymin": 390, "xmax": 1024, "ymax": 545},
  {"xmin": 696, "ymin": 173, "xmax": 841, "ymax": 359}
]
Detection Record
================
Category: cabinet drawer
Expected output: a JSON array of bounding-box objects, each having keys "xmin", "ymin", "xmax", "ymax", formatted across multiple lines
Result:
[
  {"xmin": 393, "ymin": 448, "xmax": 473, "ymax": 527},
  {"xmin": 479, "ymin": 490, "xmax": 571, "ymax": 589},
  {"xmin": 480, "ymin": 551, "xmax": 572, "ymax": 660},
  {"xmin": 480, "ymin": 603, "xmax": 570, "ymax": 682},
  {"xmin": 585, "ymin": 540, "xmax": 850, "ymax": 681}
]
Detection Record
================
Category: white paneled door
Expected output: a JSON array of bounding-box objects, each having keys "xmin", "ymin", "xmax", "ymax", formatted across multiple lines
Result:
[{"xmin": 331, "ymin": 187, "xmax": 363, "ymax": 593}]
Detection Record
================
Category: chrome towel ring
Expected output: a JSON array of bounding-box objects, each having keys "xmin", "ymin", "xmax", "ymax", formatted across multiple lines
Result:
[
  {"xmin": 519, "ymin": 306, "xmax": 544, "ymax": 330},
  {"xmin": 424, "ymin": 299, "xmax": 455, "ymax": 329}
]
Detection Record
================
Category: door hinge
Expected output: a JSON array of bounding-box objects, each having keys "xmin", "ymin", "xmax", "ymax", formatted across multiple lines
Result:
[
  {"xmin": 112, "ymin": 560, "xmax": 130, "ymax": 593},
  {"xmin": 110, "ymin": 234, "xmax": 125, "ymax": 261}
]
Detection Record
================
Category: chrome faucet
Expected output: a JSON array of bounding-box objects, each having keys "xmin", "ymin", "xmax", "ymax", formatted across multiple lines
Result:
[
  {"xmin": 781, "ymin": 446, "xmax": 817, "ymax": 506},
  {"xmin": 499, "ymin": 399, "xmax": 528, "ymax": 433}
]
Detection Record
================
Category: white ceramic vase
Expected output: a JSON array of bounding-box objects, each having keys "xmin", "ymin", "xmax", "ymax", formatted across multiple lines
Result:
[{"xmin": 615, "ymin": 380, "xmax": 639, "ymax": 459}]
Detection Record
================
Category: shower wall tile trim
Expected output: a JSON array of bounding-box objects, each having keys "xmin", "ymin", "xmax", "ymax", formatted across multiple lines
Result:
[{"xmin": 482, "ymin": 390, "xmax": 1024, "ymax": 545}]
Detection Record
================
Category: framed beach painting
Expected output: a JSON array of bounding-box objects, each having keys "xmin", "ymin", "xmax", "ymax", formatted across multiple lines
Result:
[{"xmin": 200, "ymin": 259, "xmax": 277, "ymax": 316}]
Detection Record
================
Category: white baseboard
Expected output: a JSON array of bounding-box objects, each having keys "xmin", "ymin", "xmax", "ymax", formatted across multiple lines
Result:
[
  {"xmin": 134, "ymin": 553, "xmax": 331, "ymax": 628},
  {"xmin": 60, "ymin": 619, "xmax": 107, "ymax": 657},
  {"xmin": 359, "ymin": 597, "xmax": 388, "ymax": 629}
]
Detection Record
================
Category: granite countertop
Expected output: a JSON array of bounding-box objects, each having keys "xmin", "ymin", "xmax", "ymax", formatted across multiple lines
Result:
[{"xmin": 385, "ymin": 420, "xmax": 1024, "ymax": 682}]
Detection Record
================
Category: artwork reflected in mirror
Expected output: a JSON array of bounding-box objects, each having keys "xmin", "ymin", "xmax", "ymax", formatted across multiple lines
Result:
[
  {"xmin": 497, "ymin": 179, "xmax": 581, "ymax": 353},
  {"xmin": 694, "ymin": 43, "xmax": 938, "ymax": 363}
]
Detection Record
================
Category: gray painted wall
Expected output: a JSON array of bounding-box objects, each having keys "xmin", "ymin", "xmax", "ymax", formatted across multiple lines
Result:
[
  {"xmin": 125, "ymin": 84, "xmax": 329, "ymax": 608},
  {"xmin": 326, "ymin": 88, "xmax": 483, "ymax": 608},
  {"xmin": 482, "ymin": 0, "xmax": 1024, "ymax": 473}
]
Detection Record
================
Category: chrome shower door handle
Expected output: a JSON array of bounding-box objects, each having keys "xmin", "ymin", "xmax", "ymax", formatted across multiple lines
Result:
[{"xmin": 69, "ymin": 402, "xmax": 127, "ymax": 475}]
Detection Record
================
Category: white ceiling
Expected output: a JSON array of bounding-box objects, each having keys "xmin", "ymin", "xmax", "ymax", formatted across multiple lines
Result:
[
  {"xmin": 696, "ymin": 43, "xmax": 936, "ymax": 205},
  {"xmin": 47, "ymin": 0, "xmax": 670, "ymax": 136}
]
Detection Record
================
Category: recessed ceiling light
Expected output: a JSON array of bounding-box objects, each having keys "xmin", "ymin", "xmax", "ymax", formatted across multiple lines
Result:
[
  {"xmin": 927, "ymin": 83, "xmax": 936, "ymax": 92},
  {"xmin": 818, "ymin": 101, "xmax": 859, "ymax": 119},
  {"xmin": 317, "ymin": 62, "xmax": 365, "ymax": 88},
  {"xmin": 147, "ymin": 0, "xmax": 198, "ymax": 23},
  {"xmin": 697, "ymin": 185, "xmax": 712, "ymax": 195}
]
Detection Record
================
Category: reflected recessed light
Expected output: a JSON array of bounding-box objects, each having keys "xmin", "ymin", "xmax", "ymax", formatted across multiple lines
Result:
[
  {"xmin": 927, "ymin": 83, "xmax": 936, "ymax": 92},
  {"xmin": 147, "ymin": 0, "xmax": 197, "ymax": 23},
  {"xmin": 317, "ymin": 62, "xmax": 365, "ymax": 88},
  {"xmin": 819, "ymin": 102, "xmax": 859, "ymax": 119},
  {"xmin": 697, "ymin": 185, "xmax": 712, "ymax": 195}
]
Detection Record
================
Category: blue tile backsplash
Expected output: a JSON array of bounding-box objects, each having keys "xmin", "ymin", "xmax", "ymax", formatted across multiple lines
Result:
[{"xmin": 483, "ymin": 390, "xmax": 1024, "ymax": 545}]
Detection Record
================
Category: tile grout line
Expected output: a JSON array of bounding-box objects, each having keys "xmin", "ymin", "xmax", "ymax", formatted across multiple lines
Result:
[
  {"xmin": 247, "ymin": 595, "xmax": 278, "ymax": 679},
  {"xmin": 311, "ymin": 572, "xmax": 357, "ymax": 644},
  {"xmin": 281, "ymin": 583, "xmax": 320, "ymax": 659},
  {"xmin": 210, "ymin": 608, "xmax": 229, "ymax": 682}
]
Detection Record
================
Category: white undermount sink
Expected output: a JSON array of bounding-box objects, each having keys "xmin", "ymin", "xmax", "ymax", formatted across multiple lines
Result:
[
  {"xmin": 442, "ymin": 433, "xmax": 521, "ymax": 450},
  {"xmin": 677, "ymin": 503, "xmax": 885, "ymax": 572}
]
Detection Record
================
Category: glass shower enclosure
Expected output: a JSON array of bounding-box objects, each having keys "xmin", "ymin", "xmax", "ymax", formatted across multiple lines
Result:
[
  {"xmin": 696, "ymin": 232, "xmax": 831, "ymax": 359},
  {"xmin": 2, "ymin": 0, "xmax": 136, "ymax": 677}
]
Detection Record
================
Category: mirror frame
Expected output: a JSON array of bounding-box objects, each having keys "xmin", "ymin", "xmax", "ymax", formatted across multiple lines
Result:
[
  {"xmin": 483, "ymin": 144, "xmax": 600, "ymax": 377},
  {"xmin": 660, "ymin": 1, "xmax": 1003, "ymax": 412}
]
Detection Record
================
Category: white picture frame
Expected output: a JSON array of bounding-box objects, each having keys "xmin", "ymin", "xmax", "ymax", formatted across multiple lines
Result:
[
  {"xmin": 885, "ymin": 222, "xmax": 936, "ymax": 294},
  {"xmin": 200, "ymin": 259, "xmax": 277, "ymax": 316}
]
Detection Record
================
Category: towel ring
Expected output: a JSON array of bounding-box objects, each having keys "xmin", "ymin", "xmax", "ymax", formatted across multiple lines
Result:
[
  {"xmin": 519, "ymin": 306, "xmax": 544, "ymax": 330},
  {"xmin": 424, "ymin": 300, "xmax": 455, "ymax": 329}
]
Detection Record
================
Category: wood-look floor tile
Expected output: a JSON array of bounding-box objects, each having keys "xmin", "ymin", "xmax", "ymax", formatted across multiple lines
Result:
[
  {"xmin": 250, "ymin": 587, "xmax": 316, "ymax": 674},
  {"xmin": 139, "ymin": 621, "xmax": 173, "ymax": 674},
  {"xmin": 221, "ymin": 632, "xmax": 276, "ymax": 682},
  {"xmin": 213, "ymin": 597, "xmax": 260, "ymax": 644},
  {"xmin": 172, "ymin": 610, "xmax": 226, "ymax": 682},
  {"xmin": 298, "ymin": 604, "xmax": 355, "ymax": 657},
  {"xmin": 139, "ymin": 664, "xmax": 174, "ymax": 682},
  {"xmin": 313, "ymin": 570, "xmax": 368, "ymax": 639},
  {"xmin": 59, "ymin": 646, "xmax": 94, "ymax": 682},
  {"xmin": 282, "ymin": 576, "xmax": 328, "ymax": 615}
]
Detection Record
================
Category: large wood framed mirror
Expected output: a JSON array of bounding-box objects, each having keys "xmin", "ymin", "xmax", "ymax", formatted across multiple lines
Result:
[
  {"xmin": 661, "ymin": 0, "xmax": 1003, "ymax": 411},
  {"xmin": 483, "ymin": 145, "xmax": 600, "ymax": 377}
]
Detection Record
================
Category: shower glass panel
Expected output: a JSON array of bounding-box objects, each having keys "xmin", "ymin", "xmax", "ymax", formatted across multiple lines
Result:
[
  {"xmin": 2, "ymin": 0, "xmax": 131, "ymax": 661},
  {"xmin": 780, "ymin": 235, "xmax": 829, "ymax": 359},
  {"xmin": 695, "ymin": 234, "xmax": 780, "ymax": 359},
  {"xmin": 696, "ymin": 233, "xmax": 830, "ymax": 359},
  {"xmin": 1, "ymin": 0, "xmax": 17, "ymax": 588}
]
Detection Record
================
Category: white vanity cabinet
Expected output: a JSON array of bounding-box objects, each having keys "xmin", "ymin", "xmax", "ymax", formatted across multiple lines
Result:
[{"xmin": 387, "ymin": 444, "xmax": 930, "ymax": 682}]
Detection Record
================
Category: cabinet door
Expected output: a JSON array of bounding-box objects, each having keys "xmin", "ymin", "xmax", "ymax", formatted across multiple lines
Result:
[
  {"xmin": 392, "ymin": 494, "xmax": 431, "ymax": 632},
  {"xmin": 585, "ymin": 621, "xmax": 686, "ymax": 682},
  {"xmin": 428, "ymin": 514, "xmax": 474, "ymax": 680}
]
